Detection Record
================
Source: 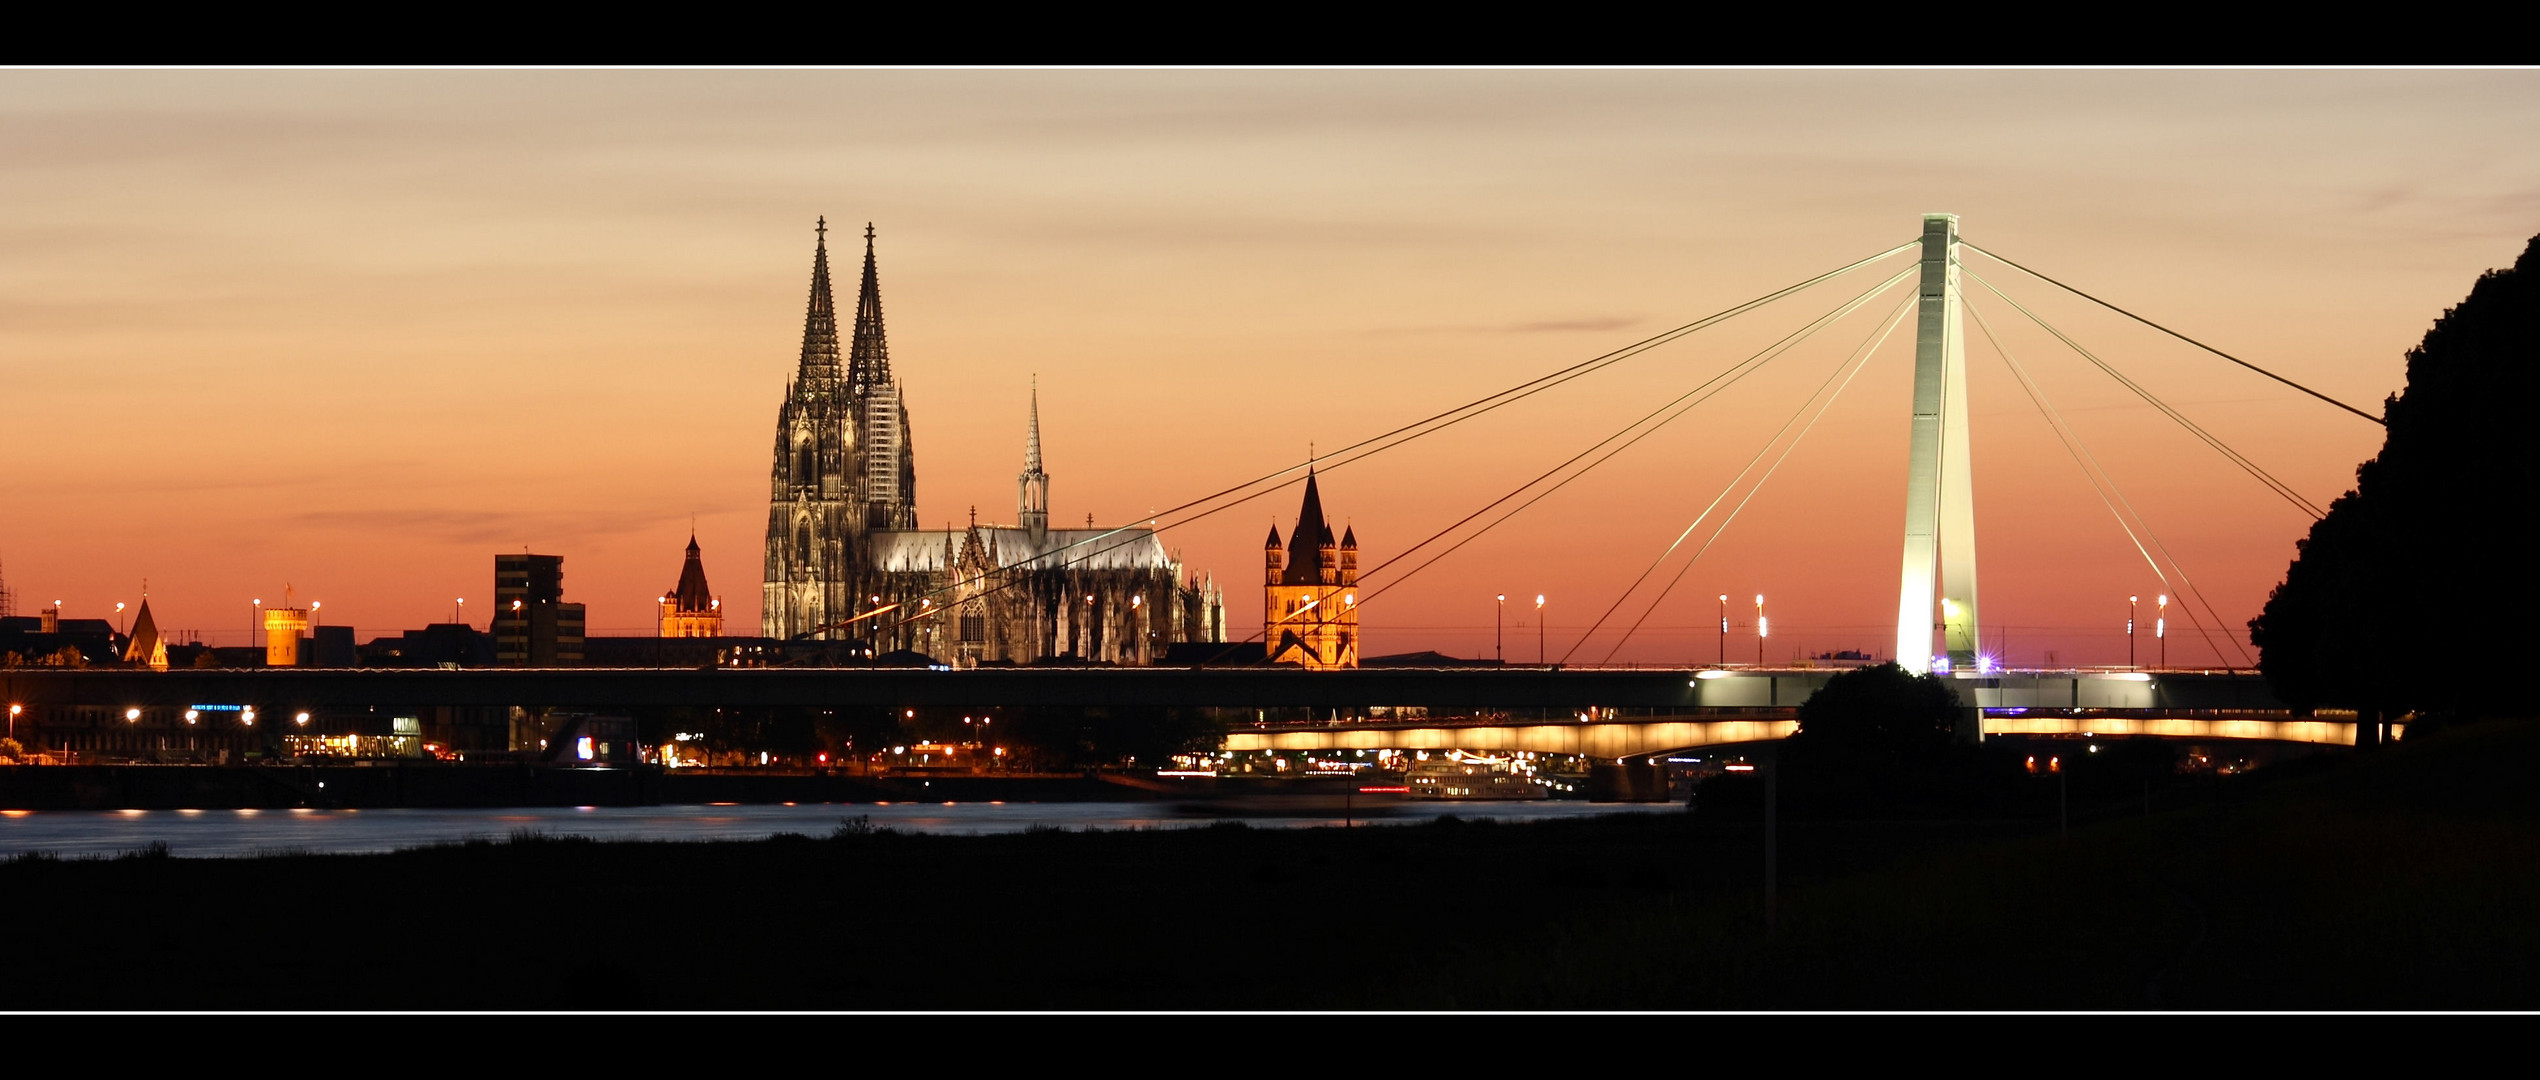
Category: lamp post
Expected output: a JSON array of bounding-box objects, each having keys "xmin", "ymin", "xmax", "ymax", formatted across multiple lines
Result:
[
  {"xmin": 1495, "ymin": 594, "xmax": 1505, "ymax": 664},
  {"xmin": 2156, "ymin": 594, "xmax": 2168, "ymax": 670},
  {"xmin": 1535, "ymin": 594, "xmax": 1546, "ymax": 665},
  {"xmin": 115, "ymin": 602, "xmax": 126, "ymax": 636},
  {"xmin": 2128, "ymin": 595, "xmax": 2139, "ymax": 671},
  {"xmin": 1755, "ymin": 594, "xmax": 1767, "ymax": 668},
  {"xmin": 1718, "ymin": 595, "xmax": 1728, "ymax": 668},
  {"xmin": 252, "ymin": 598, "xmax": 261, "ymax": 652},
  {"xmin": 453, "ymin": 597, "xmax": 464, "ymax": 628}
]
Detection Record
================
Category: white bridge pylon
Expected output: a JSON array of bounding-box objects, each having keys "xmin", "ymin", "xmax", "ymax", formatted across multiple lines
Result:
[{"xmin": 1895, "ymin": 213, "xmax": 1980, "ymax": 673}]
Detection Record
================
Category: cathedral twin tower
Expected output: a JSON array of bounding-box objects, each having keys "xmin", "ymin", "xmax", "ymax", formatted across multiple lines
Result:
[
  {"xmin": 761, "ymin": 219, "xmax": 914, "ymax": 640},
  {"xmin": 760, "ymin": 220, "xmax": 1227, "ymax": 664}
]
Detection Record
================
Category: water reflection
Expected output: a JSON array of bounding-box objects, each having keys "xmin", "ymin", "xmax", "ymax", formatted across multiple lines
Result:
[{"xmin": 0, "ymin": 800, "xmax": 1673, "ymax": 859}]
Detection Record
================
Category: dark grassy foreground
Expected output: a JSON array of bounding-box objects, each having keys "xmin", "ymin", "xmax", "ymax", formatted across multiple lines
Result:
[{"xmin": 5, "ymin": 722, "xmax": 2538, "ymax": 1010}]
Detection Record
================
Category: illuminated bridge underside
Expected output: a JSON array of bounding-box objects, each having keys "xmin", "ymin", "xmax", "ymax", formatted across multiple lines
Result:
[
  {"xmin": 1982, "ymin": 714, "xmax": 2390, "ymax": 746},
  {"xmin": 1228, "ymin": 711, "xmax": 2380, "ymax": 757},
  {"xmin": 1226, "ymin": 719, "xmax": 1800, "ymax": 758}
]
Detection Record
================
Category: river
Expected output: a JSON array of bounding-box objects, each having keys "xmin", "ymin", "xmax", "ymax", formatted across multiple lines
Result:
[{"xmin": 0, "ymin": 800, "xmax": 1677, "ymax": 859}]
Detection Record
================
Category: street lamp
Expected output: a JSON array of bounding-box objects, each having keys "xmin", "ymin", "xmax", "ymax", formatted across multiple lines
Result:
[
  {"xmin": 1719, "ymin": 595, "xmax": 1729, "ymax": 668},
  {"xmin": 1495, "ymin": 594, "xmax": 1505, "ymax": 663},
  {"xmin": 1535, "ymin": 594, "xmax": 1546, "ymax": 665},
  {"xmin": 1755, "ymin": 594, "xmax": 1767, "ymax": 668},
  {"xmin": 2127, "ymin": 595, "xmax": 2139, "ymax": 671},
  {"xmin": 454, "ymin": 597, "xmax": 465, "ymax": 627},
  {"xmin": 2156, "ymin": 594, "xmax": 2168, "ymax": 670},
  {"xmin": 115, "ymin": 602, "xmax": 126, "ymax": 636},
  {"xmin": 252, "ymin": 598, "xmax": 261, "ymax": 652},
  {"xmin": 9, "ymin": 703, "xmax": 20, "ymax": 742}
]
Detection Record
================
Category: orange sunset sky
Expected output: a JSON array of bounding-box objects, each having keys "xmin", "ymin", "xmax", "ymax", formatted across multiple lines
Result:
[{"xmin": 5, "ymin": 68, "xmax": 2537, "ymax": 666}]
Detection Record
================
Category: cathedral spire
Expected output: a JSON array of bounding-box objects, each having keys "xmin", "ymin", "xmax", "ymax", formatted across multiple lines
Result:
[
  {"xmin": 1025, "ymin": 376, "xmax": 1044, "ymax": 474},
  {"xmin": 1019, "ymin": 378, "xmax": 1050, "ymax": 535},
  {"xmin": 797, "ymin": 217, "xmax": 843, "ymax": 386},
  {"xmin": 848, "ymin": 222, "xmax": 891, "ymax": 397}
]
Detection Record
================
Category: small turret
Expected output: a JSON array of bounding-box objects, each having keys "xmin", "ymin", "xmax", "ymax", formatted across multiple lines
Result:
[
  {"xmin": 1339, "ymin": 524, "xmax": 1358, "ymax": 587},
  {"xmin": 1264, "ymin": 524, "xmax": 1285, "ymax": 586}
]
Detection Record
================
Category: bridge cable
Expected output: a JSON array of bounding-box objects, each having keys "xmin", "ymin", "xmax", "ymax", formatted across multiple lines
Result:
[
  {"xmin": 1963, "ymin": 295, "xmax": 2254, "ymax": 668},
  {"xmin": 1356, "ymin": 264, "xmax": 1920, "ymax": 585},
  {"xmin": 1584, "ymin": 287, "xmax": 1917, "ymax": 664},
  {"xmin": 1967, "ymin": 297, "xmax": 2246, "ymax": 668},
  {"xmin": 1962, "ymin": 242, "xmax": 2384, "ymax": 427},
  {"xmin": 988, "ymin": 240, "xmax": 1920, "ymax": 579},
  {"xmin": 1965, "ymin": 269, "xmax": 2328, "ymax": 521},
  {"xmin": 1344, "ymin": 266, "xmax": 1921, "ymax": 628},
  {"xmin": 841, "ymin": 243, "xmax": 1921, "ymax": 644}
]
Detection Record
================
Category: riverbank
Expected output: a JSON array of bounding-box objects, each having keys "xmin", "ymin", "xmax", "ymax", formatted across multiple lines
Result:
[
  {"xmin": 0, "ymin": 764, "xmax": 1150, "ymax": 810},
  {"xmin": 3, "ymin": 719, "xmax": 2531, "ymax": 1009}
]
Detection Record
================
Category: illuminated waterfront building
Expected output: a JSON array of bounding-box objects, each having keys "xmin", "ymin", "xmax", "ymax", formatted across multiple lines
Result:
[
  {"xmin": 658, "ymin": 534, "xmax": 724, "ymax": 638},
  {"xmin": 759, "ymin": 221, "xmax": 1224, "ymax": 663},
  {"xmin": 1263, "ymin": 471, "xmax": 1359, "ymax": 669}
]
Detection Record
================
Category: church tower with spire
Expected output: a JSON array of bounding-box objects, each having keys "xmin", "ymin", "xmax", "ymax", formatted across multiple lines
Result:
[
  {"xmin": 1264, "ymin": 470, "xmax": 1360, "ymax": 668},
  {"xmin": 848, "ymin": 223, "xmax": 918, "ymax": 532},
  {"xmin": 1018, "ymin": 379, "xmax": 1049, "ymax": 536},
  {"xmin": 662, "ymin": 534, "xmax": 724, "ymax": 638}
]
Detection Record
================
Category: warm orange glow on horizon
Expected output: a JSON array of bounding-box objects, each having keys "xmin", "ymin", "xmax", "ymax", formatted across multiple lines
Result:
[{"xmin": 4, "ymin": 70, "xmax": 2534, "ymax": 665}]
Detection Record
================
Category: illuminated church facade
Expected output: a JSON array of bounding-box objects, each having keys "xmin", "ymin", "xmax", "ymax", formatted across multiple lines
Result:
[
  {"xmin": 760, "ymin": 221, "xmax": 1225, "ymax": 664},
  {"xmin": 1263, "ymin": 472, "xmax": 1360, "ymax": 668}
]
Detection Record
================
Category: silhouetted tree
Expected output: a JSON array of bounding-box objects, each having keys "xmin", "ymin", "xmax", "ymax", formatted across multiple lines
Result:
[
  {"xmin": 2251, "ymin": 232, "xmax": 2540, "ymax": 720},
  {"xmin": 1792, "ymin": 662, "xmax": 1963, "ymax": 761}
]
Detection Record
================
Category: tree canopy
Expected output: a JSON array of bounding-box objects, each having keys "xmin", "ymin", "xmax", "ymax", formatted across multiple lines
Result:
[
  {"xmin": 1793, "ymin": 662, "xmax": 1963, "ymax": 760},
  {"xmin": 2250, "ymin": 232, "xmax": 2540, "ymax": 717}
]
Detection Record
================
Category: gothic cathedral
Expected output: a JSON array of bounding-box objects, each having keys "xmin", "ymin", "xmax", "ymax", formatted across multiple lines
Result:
[{"xmin": 760, "ymin": 221, "xmax": 1226, "ymax": 664}]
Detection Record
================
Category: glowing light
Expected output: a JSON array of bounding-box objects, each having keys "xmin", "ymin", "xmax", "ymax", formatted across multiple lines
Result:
[
  {"xmin": 295, "ymin": 712, "xmax": 310, "ymax": 725},
  {"xmin": 125, "ymin": 708, "xmax": 140, "ymax": 721},
  {"xmin": 1693, "ymin": 670, "xmax": 1732, "ymax": 681}
]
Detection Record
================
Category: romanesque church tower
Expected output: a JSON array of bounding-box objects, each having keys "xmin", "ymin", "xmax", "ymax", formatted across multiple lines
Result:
[
  {"xmin": 763, "ymin": 220, "xmax": 918, "ymax": 639},
  {"xmin": 1264, "ymin": 470, "xmax": 1359, "ymax": 668}
]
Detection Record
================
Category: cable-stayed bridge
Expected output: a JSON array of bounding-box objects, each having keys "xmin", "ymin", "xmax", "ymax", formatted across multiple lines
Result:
[{"xmin": 6, "ymin": 215, "xmax": 2388, "ymax": 752}]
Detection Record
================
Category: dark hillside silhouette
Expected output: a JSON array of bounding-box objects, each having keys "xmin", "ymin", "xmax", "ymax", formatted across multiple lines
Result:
[{"xmin": 2251, "ymin": 232, "xmax": 2540, "ymax": 723}]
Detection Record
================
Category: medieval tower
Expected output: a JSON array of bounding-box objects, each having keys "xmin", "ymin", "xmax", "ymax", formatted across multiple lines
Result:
[{"xmin": 1264, "ymin": 471, "xmax": 1359, "ymax": 668}]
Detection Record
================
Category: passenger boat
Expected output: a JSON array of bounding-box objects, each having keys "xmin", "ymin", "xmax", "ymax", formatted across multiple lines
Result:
[
  {"xmin": 1405, "ymin": 760, "xmax": 1548, "ymax": 800},
  {"xmin": 1160, "ymin": 771, "xmax": 1409, "ymax": 817}
]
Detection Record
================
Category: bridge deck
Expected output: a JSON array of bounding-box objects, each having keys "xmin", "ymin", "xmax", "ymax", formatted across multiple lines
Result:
[{"xmin": 0, "ymin": 667, "xmax": 2289, "ymax": 711}]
